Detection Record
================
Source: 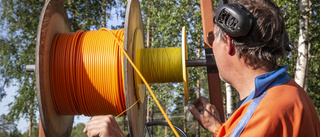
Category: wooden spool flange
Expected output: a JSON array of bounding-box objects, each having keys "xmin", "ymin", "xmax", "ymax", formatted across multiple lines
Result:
[{"xmin": 124, "ymin": 0, "xmax": 146, "ymax": 136}]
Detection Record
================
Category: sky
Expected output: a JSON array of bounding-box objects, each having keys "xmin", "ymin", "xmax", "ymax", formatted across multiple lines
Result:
[
  {"xmin": 0, "ymin": 86, "xmax": 91, "ymax": 133},
  {"xmin": 0, "ymin": 86, "xmax": 32, "ymax": 132}
]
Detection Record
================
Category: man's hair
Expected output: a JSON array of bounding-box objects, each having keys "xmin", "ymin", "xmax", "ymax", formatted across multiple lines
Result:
[{"xmin": 214, "ymin": 0, "xmax": 286, "ymax": 70}]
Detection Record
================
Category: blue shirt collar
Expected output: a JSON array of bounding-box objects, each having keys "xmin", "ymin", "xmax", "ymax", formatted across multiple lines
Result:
[{"xmin": 240, "ymin": 65, "xmax": 291, "ymax": 106}]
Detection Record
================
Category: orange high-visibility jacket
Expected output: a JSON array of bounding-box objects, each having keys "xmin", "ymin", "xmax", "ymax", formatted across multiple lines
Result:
[{"xmin": 215, "ymin": 79, "xmax": 320, "ymax": 136}]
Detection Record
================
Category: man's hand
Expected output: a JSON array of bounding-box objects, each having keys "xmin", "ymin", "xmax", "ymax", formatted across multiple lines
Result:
[
  {"xmin": 83, "ymin": 115, "xmax": 125, "ymax": 137},
  {"xmin": 189, "ymin": 97, "xmax": 222, "ymax": 133}
]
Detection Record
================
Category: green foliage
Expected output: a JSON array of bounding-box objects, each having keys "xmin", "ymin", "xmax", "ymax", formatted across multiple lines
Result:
[
  {"xmin": 0, "ymin": 0, "xmax": 41, "ymax": 129},
  {"xmin": 70, "ymin": 123, "xmax": 87, "ymax": 137},
  {"xmin": 275, "ymin": 0, "xmax": 320, "ymax": 117},
  {"xmin": 20, "ymin": 123, "xmax": 39, "ymax": 137},
  {"xmin": 115, "ymin": 116, "xmax": 129, "ymax": 136},
  {"xmin": 64, "ymin": 0, "xmax": 118, "ymax": 31},
  {"xmin": 0, "ymin": 114, "xmax": 22, "ymax": 137},
  {"xmin": 306, "ymin": 0, "xmax": 320, "ymax": 116}
]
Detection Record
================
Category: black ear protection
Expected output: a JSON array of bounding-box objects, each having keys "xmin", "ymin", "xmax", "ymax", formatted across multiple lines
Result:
[
  {"xmin": 214, "ymin": 0, "xmax": 253, "ymax": 37},
  {"xmin": 213, "ymin": 0, "xmax": 291, "ymax": 51}
]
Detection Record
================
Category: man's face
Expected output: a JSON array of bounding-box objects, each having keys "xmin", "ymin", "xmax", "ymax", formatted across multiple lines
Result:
[{"xmin": 209, "ymin": 28, "xmax": 229, "ymax": 82}]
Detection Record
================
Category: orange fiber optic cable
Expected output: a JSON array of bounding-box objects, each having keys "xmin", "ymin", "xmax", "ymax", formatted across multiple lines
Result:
[
  {"xmin": 50, "ymin": 28, "xmax": 180, "ymax": 137},
  {"xmin": 50, "ymin": 29, "xmax": 126, "ymax": 116}
]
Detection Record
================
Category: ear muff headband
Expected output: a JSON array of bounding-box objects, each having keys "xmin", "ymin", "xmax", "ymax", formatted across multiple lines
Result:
[
  {"xmin": 214, "ymin": 0, "xmax": 291, "ymax": 51},
  {"xmin": 214, "ymin": 0, "xmax": 253, "ymax": 37}
]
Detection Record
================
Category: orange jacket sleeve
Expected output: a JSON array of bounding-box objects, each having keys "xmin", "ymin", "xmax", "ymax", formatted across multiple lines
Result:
[{"xmin": 215, "ymin": 80, "xmax": 320, "ymax": 137}]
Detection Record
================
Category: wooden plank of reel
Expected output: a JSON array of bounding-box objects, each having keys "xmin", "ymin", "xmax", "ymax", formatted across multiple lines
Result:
[
  {"xmin": 36, "ymin": 0, "xmax": 73, "ymax": 136},
  {"xmin": 199, "ymin": 0, "xmax": 225, "ymax": 122}
]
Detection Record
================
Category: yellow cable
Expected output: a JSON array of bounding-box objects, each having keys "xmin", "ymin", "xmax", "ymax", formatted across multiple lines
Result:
[
  {"xmin": 100, "ymin": 28, "xmax": 181, "ymax": 137},
  {"xmin": 140, "ymin": 47, "xmax": 183, "ymax": 83},
  {"xmin": 115, "ymin": 99, "xmax": 140, "ymax": 118}
]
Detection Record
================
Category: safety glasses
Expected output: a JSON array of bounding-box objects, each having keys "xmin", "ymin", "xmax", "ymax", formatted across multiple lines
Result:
[{"xmin": 206, "ymin": 31, "xmax": 215, "ymax": 48}]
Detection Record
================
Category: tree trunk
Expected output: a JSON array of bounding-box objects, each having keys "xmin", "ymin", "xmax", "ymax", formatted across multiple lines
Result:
[
  {"xmin": 196, "ymin": 77, "xmax": 201, "ymax": 137},
  {"xmin": 122, "ymin": 116, "xmax": 126, "ymax": 132},
  {"xmin": 150, "ymin": 105, "xmax": 154, "ymax": 136},
  {"xmin": 29, "ymin": 104, "xmax": 33, "ymax": 136},
  {"xmin": 151, "ymin": 26, "xmax": 154, "ymax": 47},
  {"xmin": 146, "ymin": 2, "xmax": 151, "ymax": 135},
  {"xmin": 146, "ymin": 96, "xmax": 153, "ymax": 137},
  {"xmin": 295, "ymin": 0, "xmax": 309, "ymax": 90},
  {"xmin": 29, "ymin": 73, "xmax": 35, "ymax": 137},
  {"xmin": 304, "ymin": 41, "xmax": 311, "ymax": 91},
  {"xmin": 196, "ymin": 41, "xmax": 201, "ymax": 137},
  {"xmin": 165, "ymin": 94, "xmax": 168, "ymax": 137},
  {"xmin": 226, "ymin": 83, "xmax": 232, "ymax": 118},
  {"xmin": 146, "ymin": 18, "xmax": 150, "ymax": 48},
  {"xmin": 102, "ymin": 0, "xmax": 107, "ymax": 28},
  {"xmin": 148, "ymin": 24, "xmax": 155, "ymax": 137},
  {"xmin": 304, "ymin": 0, "xmax": 313, "ymax": 91},
  {"xmin": 184, "ymin": 100, "xmax": 187, "ymax": 133}
]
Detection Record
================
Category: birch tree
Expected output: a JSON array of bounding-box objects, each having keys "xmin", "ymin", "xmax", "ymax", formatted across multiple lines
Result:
[
  {"xmin": 295, "ymin": 0, "xmax": 309, "ymax": 89},
  {"xmin": 225, "ymin": 83, "xmax": 232, "ymax": 118}
]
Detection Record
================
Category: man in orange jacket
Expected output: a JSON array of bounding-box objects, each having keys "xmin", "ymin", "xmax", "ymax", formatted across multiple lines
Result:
[{"xmin": 189, "ymin": 0, "xmax": 320, "ymax": 136}]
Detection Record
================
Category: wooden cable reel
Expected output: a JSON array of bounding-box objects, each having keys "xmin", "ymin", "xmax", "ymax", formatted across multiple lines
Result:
[
  {"xmin": 27, "ymin": 0, "xmax": 224, "ymax": 136},
  {"xmin": 33, "ymin": 0, "xmax": 198, "ymax": 136},
  {"xmin": 36, "ymin": 0, "xmax": 145, "ymax": 136}
]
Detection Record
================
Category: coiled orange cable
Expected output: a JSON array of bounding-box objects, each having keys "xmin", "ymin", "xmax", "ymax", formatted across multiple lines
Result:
[
  {"xmin": 50, "ymin": 28, "xmax": 180, "ymax": 137},
  {"xmin": 50, "ymin": 29, "xmax": 126, "ymax": 116}
]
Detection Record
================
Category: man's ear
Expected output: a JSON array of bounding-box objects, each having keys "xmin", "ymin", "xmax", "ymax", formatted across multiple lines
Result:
[{"xmin": 225, "ymin": 35, "xmax": 235, "ymax": 56}]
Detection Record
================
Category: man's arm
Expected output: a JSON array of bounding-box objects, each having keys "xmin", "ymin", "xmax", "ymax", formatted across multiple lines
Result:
[
  {"xmin": 189, "ymin": 97, "xmax": 222, "ymax": 133},
  {"xmin": 84, "ymin": 115, "xmax": 125, "ymax": 137}
]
